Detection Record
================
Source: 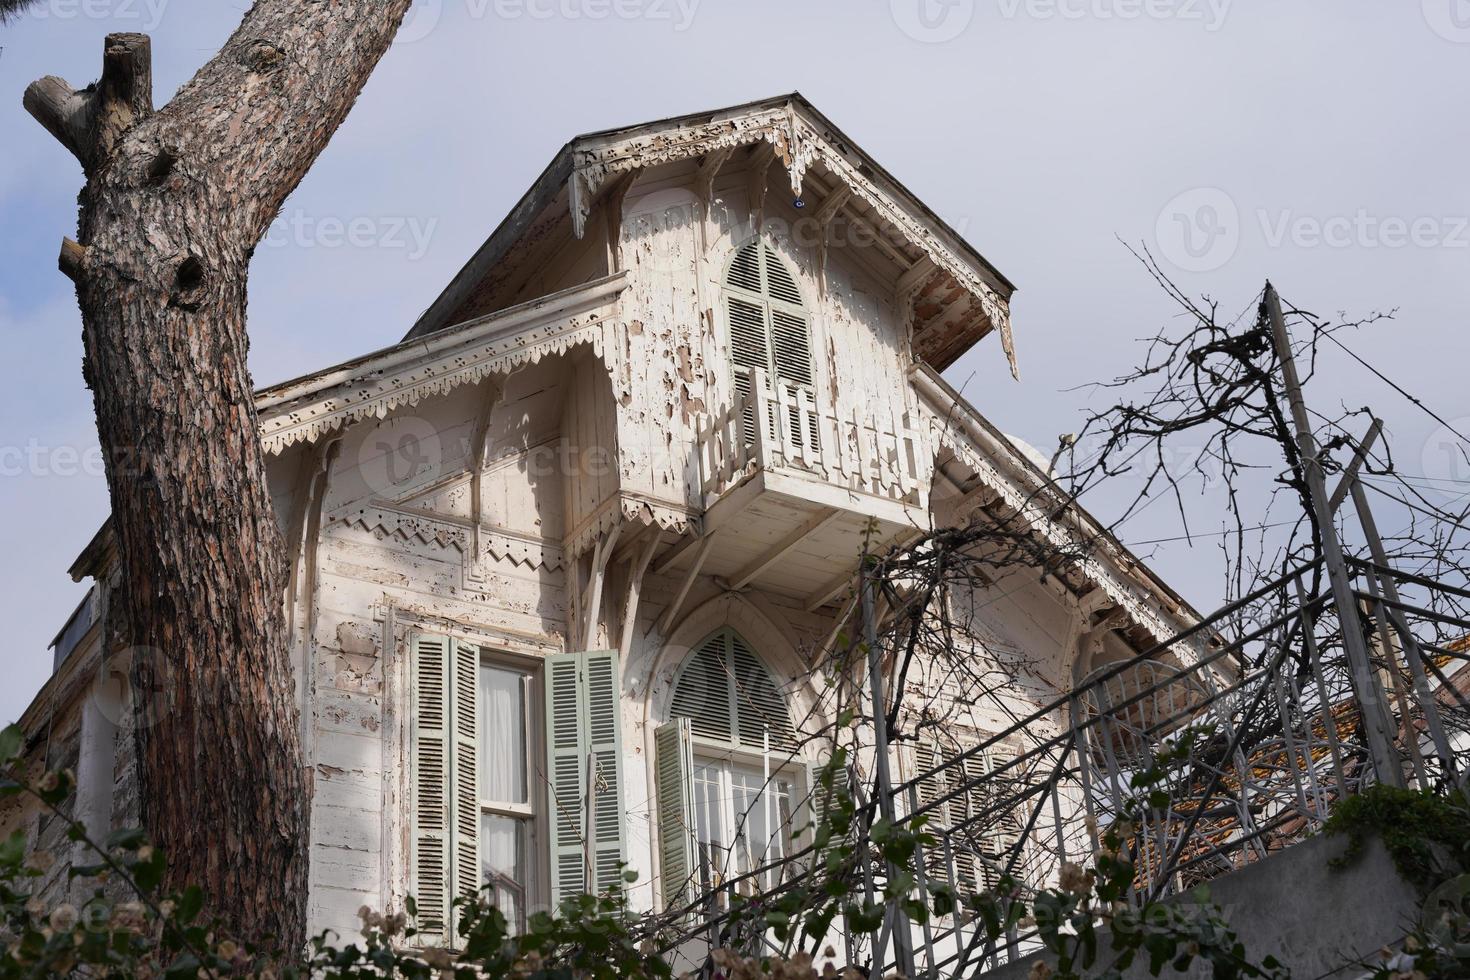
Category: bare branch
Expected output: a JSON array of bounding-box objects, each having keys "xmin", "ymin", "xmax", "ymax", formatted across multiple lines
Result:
[
  {"xmin": 22, "ymin": 76, "xmax": 91, "ymax": 164},
  {"xmin": 23, "ymin": 33, "xmax": 152, "ymax": 175},
  {"xmin": 58, "ymin": 237, "xmax": 86, "ymax": 282}
]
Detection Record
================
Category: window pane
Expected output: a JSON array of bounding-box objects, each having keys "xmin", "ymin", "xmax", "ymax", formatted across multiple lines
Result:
[
  {"xmin": 727, "ymin": 764, "xmax": 795, "ymax": 890},
  {"xmin": 481, "ymin": 813, "xmax": 526, "ymax": 932},
  {"xmin": 691, "ymin": 761, "xmax": 725, "ymax": 892},
  {"xmin": 479, "ymin": 665, "xmax": 526, "ymax": 804}
]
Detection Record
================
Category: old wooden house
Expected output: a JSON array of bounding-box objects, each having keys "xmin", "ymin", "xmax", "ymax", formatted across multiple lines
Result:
[{"xmin": 5, "ymin": 95, "xmax": 1197, "ymax": 951}]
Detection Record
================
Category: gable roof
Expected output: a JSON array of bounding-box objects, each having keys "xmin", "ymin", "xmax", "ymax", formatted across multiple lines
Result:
[{"xmin": 406, "ymin": 93, "xmax": 1019, "ymax": 376}]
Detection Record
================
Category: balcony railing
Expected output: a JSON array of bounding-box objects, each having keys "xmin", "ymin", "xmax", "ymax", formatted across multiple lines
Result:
[{"xmin": 695, "ymin": 368, "xmax": 928, "ymax": 510}]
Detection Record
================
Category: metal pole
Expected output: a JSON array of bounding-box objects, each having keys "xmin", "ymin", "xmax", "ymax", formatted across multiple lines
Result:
[
  {"xmin": 1359, "ymin": 565, "xmax": 1431, "ymax": 789},
  {"xmin": 1350, "ymin": 479, "xmax": 1461, "ymax": 786},
  {"xmin": 1068, "ymin": 695, "xmax": 1101, "ymax": 861},
  {"xmin": 862, "ymin": 559, "xmax": 915, "ymax": 980},
  {"xmin": 905, "ymin": 783, "xmax": 939, "ymax": 976},
  {"xmin": 1264, "ymin": 283, "xmax": 1403, "ymax": 786},
  {"xmin": 1294, "ymin": 580, "xmax": 1349, "ymax": 794}
]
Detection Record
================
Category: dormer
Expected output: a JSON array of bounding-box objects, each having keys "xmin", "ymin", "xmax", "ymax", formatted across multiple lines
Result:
[{"xmin": 404, "ymin": 93, "xmax": 1017, "ymax": 378}]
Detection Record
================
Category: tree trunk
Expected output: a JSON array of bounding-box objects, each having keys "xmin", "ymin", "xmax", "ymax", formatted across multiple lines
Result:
[{"xmin": 25, "ymin": 3, "xmax": 414, "ymax": 950}]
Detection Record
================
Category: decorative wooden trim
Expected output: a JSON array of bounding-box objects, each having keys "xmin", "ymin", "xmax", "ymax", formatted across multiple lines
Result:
[
  {"xmin": 328, "ymin": 498, "xmax": 573, "ymax": 574},
  {"xmin": 563, "ymin": 493, "xmax": 697, "ymax": 563},
  {"xmin": 329, "ymin": 504, "xmax": 470, "ymax": 552},
  {"xmin": 911, "ymin": 375, "xmax": 1179, "ymax": 644},
  {"xmin": 479, "ymin": 526, "xmax": 566, "ymax": 573},
  {"xmin": 563, "ymin": 102, "xmax": 1014, "ymax": 375},
  {"xmin": 256, "ymin": 274, "xmax": 629, "ymax": 455}
]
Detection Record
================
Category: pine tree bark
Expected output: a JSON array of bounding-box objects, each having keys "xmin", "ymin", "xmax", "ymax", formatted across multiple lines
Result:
[{"xmin": 25, "ymin": 2, "xmax": 414, "ymax": 950}]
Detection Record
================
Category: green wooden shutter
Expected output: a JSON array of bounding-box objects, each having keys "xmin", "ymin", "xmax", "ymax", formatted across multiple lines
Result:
[
  {"xmin": 654, "ymin": 718, "xmax": 696, "ymax": 913},
  {"xmin": 727, "ymin": 239, "xmax": 763, "ymax": 292},
  {"xmin": 762, "ymin": 244, "xmax": 804, "ymax": 306},
  {"xmin": 544, "ymin": 650, "xmax": 627, "ymax": 907},
  {"xmin": 916, "ymin": 737, "xmax": 972, "ymax": 892},
  {"xmin": 669, "ymin": 632, "xmax": 732, "ymax": 742},
  {"xmin": 800, "ymin": 754, "xmax": 849, "ymax": 887},
  {"xmin": 803, "ymin": 756, "xmax": 830, "ymax": 849},
  {"xmin": 729, "ymin": 296, "xmax": 769, "ymax": 443},
  {"xmin": 411, "ymin": 633, "xmax": 451, "ymax": 942},
  {"xmin": 545, "ymin": 651, "xmax": 586, "ymax": 905},
  {"xmin": 724, "ymin": 241, "xmax": 809, "ymax": 384},
  {"xmin": 769, "ymin": 308, "xmax": 811, "ymax": 387},
  {"xmin": 729, "ymin": 632, "xmax": 796, "ymax": 750},
  {"xmin": 584, "ymin": 650, "xmax": 626, "ymax": 896},
  {"xmin": 412, "ymin": 633, "xmax": 484, "ymax": 944},
  {"xmin": 728, "ymin": 296, "xmax": 770, "ymax": 375},
  {"xmin": 727, "ymin": 240, "xmax": 792, "ymax": 448},
  {"xmin": 450, "ymin": 639, "xmax": 481, "ymax": 915}
]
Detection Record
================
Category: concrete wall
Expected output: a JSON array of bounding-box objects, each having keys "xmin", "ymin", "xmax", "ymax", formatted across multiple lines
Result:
[{"xmin": 979, "ymin": 833, "xmax": 1421, "ymax": 980}]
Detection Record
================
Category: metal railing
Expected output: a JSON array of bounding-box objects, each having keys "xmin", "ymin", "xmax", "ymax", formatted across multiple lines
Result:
[
  {"xmin": 641, "ymin": 553, "xmax": 1469, "ymax": 978},
  {"xmin": 695, "ymin": 368, "xmax": 928, "ymax": 507},
  {"xmin": 873, "ymin": 554, "xmax": 1468, "ymax": 978}
]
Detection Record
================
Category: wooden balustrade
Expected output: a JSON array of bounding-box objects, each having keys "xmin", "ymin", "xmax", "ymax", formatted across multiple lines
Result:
[{"xmin": 695, "ymin": 369, "xmax": 928, "ymax": 507}]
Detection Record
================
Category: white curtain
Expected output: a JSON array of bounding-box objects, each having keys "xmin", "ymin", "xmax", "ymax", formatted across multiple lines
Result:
[{"xmin": 479, "ymin": 665, "xmax": 525, "ymax": 804}]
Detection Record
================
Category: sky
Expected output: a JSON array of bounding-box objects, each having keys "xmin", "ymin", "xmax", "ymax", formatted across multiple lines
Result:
[{"xmin": 2, "ymin": 1, "xmax": 1468, "ymax": 725}]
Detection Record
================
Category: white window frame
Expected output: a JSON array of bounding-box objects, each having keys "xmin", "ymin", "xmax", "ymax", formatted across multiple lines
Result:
[
  {"xmin": 687, "ymin": 741, "xmax": 803, "ymax": 899},
  {"xmin": 477, "ymin": 648, "xmax": 547, "ymax": 933}
]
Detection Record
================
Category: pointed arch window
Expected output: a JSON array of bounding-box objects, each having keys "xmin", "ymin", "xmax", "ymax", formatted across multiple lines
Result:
[
  {"xmin": 669, "ymin": 628, "xmax": 796, "ymax": 750},
  {"xmin": 657, "ymin": 628, "xmax": 809, "ymax": 910}
]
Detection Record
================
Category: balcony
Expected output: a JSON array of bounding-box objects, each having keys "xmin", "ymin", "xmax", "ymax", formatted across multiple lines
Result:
[{"xmin": 677, "ymin": 370, "xmax": 931, "ymax": 609}]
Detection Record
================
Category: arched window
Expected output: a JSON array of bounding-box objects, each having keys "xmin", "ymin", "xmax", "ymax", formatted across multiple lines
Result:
[
  {"xmin": 723, "ymin": 240, "xmax": 814, "ymax": 410},
  {"xmin": 669, "ymin": 628, "xmax": 796, "ymax": 749},
  {"xmin": 659, "ymin": 628, "xmax": 803, "ymax": 908}
]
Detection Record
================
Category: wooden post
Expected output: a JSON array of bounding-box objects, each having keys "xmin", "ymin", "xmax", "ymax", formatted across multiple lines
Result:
[
  {"xmin": 1264, "ymin": 283, "xmax": 1402, "ymax": 786},
  {"xmin": 750, "ymin": 369, "xmax": 770, "ymax": 470},
  {"xmin": 581, "ymin": 522, "xmax": 622, "ymax": 650},
  {"xmin": 619, "ymin": 531, "xmax": 661, "ymax": 661}
]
